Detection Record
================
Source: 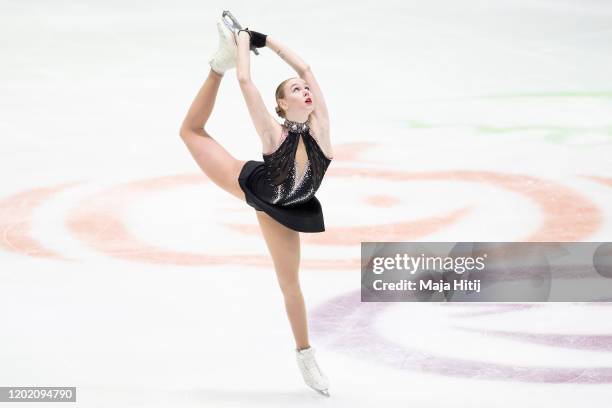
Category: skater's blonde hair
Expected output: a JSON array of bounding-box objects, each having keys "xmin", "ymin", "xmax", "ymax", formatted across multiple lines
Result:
[{"xmin": 274, "ymin": 77, "xmax": 296, "ymax": 118}]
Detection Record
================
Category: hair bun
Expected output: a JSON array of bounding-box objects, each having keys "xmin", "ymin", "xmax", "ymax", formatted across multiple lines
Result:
[{"xmin": 275, "ymin": 106, "xmax": 285, "ymax": 118}]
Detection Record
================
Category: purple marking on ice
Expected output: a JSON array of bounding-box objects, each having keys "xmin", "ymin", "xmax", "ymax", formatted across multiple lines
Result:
[
  {"xmin": 310, "ymin": 290, "xmax": 612, "ymax": 383},
  {"xmin": 449, "ymin": 304, "xmax": 541, "ymax": 318},
  {"xmin": 453, "ymin": 327, "xmax": 612, "ymax": 352}
]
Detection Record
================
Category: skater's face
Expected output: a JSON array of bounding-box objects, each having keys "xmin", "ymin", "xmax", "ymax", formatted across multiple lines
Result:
[{"xmin": 276, "ymin": 78, "xmax": 314, "ymax": 117}]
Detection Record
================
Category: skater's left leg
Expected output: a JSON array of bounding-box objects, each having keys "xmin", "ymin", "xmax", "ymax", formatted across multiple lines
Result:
[{"xmin": 179, "ymin": 69, "xmax": 246, "ymax": 202}]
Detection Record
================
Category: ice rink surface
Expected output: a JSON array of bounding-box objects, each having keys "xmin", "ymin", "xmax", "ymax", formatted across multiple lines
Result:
[{"xmin": 1, "ymin": 0, "xmax": 612, "ymax": 406}]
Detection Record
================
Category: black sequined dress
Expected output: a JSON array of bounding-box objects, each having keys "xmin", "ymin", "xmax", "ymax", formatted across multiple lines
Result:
[{"xmin": 238, "ymin": 119, "xmax": 332, "ymax": 232}]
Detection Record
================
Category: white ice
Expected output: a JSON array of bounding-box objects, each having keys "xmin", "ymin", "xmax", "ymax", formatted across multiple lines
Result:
[{"xmin": 1, "ymin": 0, "xmax": 612, "ymax": 406}]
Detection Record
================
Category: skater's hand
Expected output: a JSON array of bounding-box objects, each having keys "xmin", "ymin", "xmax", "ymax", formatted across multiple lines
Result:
[{"xmin": 237, "ymin": 30, "xmax": 251, "ymax": 49}]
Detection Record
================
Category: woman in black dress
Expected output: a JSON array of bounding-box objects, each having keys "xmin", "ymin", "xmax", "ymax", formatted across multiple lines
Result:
[{"xmin": 179, "ymin": 17, "xmax": 333, "ymax": 396}]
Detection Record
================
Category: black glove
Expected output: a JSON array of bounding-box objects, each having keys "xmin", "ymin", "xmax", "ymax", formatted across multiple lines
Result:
[
  {"xmin": 249, "ymin": 30, "xmax": 267, "ymax": 48},
  {"xmin": 239, "ymin": 28, "xmax": 267, "ymax": 48}
]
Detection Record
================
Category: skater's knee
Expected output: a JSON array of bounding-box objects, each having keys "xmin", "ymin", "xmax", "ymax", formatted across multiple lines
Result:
[
  {"xmin": 278, "ymin": 280, "xmax": 302, "ymax": 298},
  {"xmin": 237, "ymin": 75, "xmax": 252, "ymax": 85}
]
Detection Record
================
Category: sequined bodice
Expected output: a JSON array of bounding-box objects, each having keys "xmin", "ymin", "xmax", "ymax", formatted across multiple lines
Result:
[{"xmin": 262, "ymin": 120, "xmax": 332, "ymax": 207}]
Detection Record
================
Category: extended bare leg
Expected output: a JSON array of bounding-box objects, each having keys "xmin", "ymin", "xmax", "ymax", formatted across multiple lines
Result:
[
  {"xmin": 256, "ymin": 211, "xmax": 331, "ymax": 395},
  {"xmin": 256, "ymin": 211, "xmax": 310, "ymax": 350},
  {"xmin": 179, "ymin": 69, "xmax": 246, "ymax": 201}
]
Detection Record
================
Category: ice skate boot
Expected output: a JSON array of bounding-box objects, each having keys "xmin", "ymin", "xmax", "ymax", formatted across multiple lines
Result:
[
  {"xmin": 295, "ymin": 346, "xmax": 330, "ymax": 397},
  {"xmin": 209, "ymin": 20, "xmax": 237, "ymax": 75}
]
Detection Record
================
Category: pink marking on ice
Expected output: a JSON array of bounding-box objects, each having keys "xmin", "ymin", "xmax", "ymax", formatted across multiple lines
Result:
[{"xmin": 0, "ymin": 182, "xmax": 80, "ymax": 260}]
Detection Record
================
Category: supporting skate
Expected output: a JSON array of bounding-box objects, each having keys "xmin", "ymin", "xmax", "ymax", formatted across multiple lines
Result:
[
  {"xmin": 295, "ymin": 347, "xmax": 331, "ymax": 397},
  {"xmin": 221, "ymin": 10, "xmax": 260, "ymax": 55}
]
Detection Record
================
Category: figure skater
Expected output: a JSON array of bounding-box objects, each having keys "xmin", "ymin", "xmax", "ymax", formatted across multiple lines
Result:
[{"xmin": 179, "ymin": 15, "xmax": 333, "ymax": 396}]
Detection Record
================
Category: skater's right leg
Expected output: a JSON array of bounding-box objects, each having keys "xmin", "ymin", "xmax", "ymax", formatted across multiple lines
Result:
[
  {"xmin": 255, "ymin": 211, "xmax": 311, "ymax": 350},
  {"xmin": 180, "ymin": 69, "xmax": 246, "ymax": 202},
  {"xmin": 255, "ymin": 211, "xmax": 331, "ymax": 395}
]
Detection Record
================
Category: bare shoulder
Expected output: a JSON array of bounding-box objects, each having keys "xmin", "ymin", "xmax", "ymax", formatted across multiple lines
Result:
[{"xmin": 309, "ymin": 114, "xmax": 334, "ymax": 159}]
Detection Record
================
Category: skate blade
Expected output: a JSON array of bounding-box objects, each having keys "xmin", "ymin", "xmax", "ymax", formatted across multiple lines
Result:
[
  {"xmin": 221, "ymin": 10, "xmax": 241, "ymax": 32},
  {"xmin": 221, "ymin": 10, "xmax": 259, "ymax": 56},
  {"xmin": 315, "ymin": 389, "xmax": 330, "ymax": 397}
]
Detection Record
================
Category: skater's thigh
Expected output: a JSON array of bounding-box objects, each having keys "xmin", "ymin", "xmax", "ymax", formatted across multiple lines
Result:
[
  {"xmin": 180, "ymin": 128, "xmax": 246, "ymax": 201},
  {"xmin": 256, "ymin": 211, "xmax": 301, "ymax": 290}
]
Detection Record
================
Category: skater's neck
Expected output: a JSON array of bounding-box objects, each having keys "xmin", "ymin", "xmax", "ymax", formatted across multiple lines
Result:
[{"xmin": 284, "ymin": 113, "xmax": 309, "ymax": 124}]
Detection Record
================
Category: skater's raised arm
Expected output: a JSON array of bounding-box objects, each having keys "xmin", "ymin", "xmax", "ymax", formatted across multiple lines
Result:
[
  {"xmin": 236, "ymin": 30, "xmax": 279, "ymax": 147},
  {"xmin": 265, "ymin": 36, "xmax": 309, "ymax": 75},
  {"xmin": 265, "ymin": 36, "xmax": 329, "ymax": 125}
]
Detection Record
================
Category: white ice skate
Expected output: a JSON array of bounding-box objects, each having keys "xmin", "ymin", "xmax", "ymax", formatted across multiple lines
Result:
[
  {"xmin": 209, "ymin": 20, "xmax": 237, "ymax": 75},
  {"xmin": 295, "ymin": 346, "xmax": 330, "ymax": 397}
]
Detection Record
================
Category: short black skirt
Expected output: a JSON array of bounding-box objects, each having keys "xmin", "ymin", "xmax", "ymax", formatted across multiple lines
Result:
[{"xmin": 238, "ymin": 160, "xmax": 326, "ymax": 233}]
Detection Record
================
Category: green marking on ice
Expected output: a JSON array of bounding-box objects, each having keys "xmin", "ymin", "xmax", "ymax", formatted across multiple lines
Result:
[
  {"xmin": 399, "ymin": 91, "xmax": 612, "ymax": 145},
  {"xmin": 402, "ymin": 122, "xmax": 612, "ymax": 145},
  {"xmin": 405, "ymin": 120, "xmax": 437, "ymax": 129},
  {"xmin": 480, "ymin": 91, "xmax": 612, "ymax": 99},
  {"xmin": 474, "ymin": 124, "xmax": 612, "ymax": 144}
]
